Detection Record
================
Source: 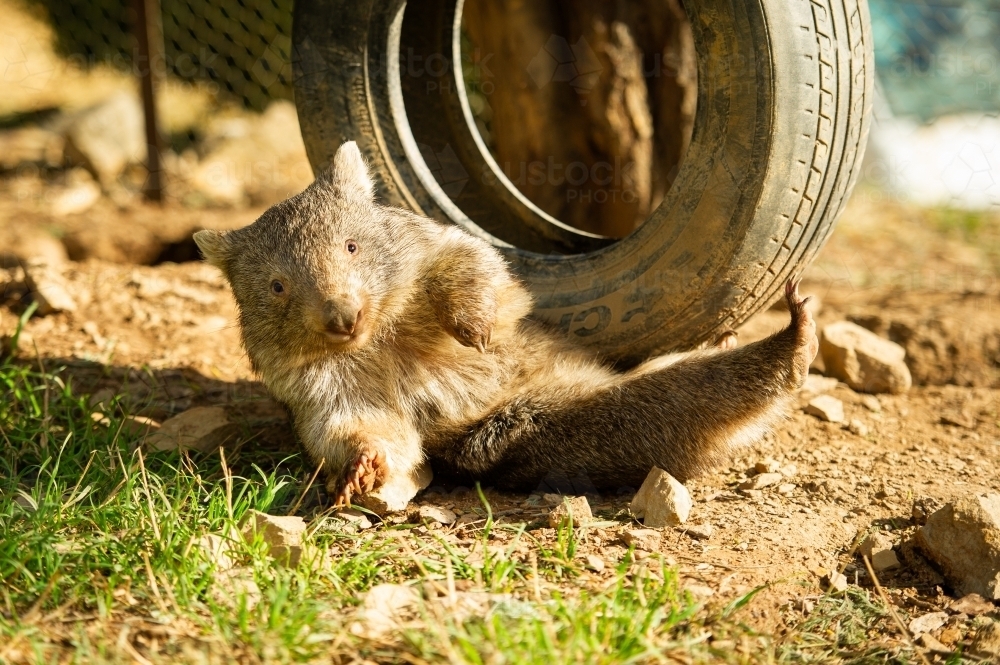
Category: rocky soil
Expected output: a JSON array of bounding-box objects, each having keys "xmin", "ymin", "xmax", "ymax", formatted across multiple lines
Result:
[
  {"xmin": 2, "ymin": 187, "xmax": 1000, "ymax": 658},
  {"xmin": 2, "ymin": 0, "xmax": 999, "ymax": 655}
]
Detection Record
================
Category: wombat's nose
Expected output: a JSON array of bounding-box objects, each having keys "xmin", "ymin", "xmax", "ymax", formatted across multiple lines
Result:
[{"xmin": 322, "ymin": 298, "xmax": 363, "ymax": 337}]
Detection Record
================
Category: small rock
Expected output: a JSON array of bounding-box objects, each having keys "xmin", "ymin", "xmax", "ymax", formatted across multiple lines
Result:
[
  {"xmin": 630, "ymin": 468, "xmax": 691, "ymax": 527},
  {"xmin": 196, "ymin": 533, "xmax": 237, "ymax": 571},
  {"xmin": 542, "ymin": 493, "xmax": 564, "ymax": 506},
  {"xmin": 622, "ymin": 528, "xmax": 662, "ymax": 551},
  {"xmin": 860, "ymin": 394, "xmax": 882, "ymax": 412},
  {"xmin": 847, "ymin": 419, "xmax": 869, "ymax": 436},
  {"xmin": 739, "ymin": 472, "xmax": 783, "ymax": 490},
  {"xmin": 209, "ymin": 567, "xmax": 261, "ymax": 609},
  {"xmin": 941, "ymin": 410, "xmax": 976, "ymax": 429},
  {"xmin": 871, "ymin": 549, "xmax": 901, "ymax": 572},
  {"xmin": 455, "ymin": 513, "xmax": 481, "ymax": 528},
  {"xmin": 948, "ymin": 593, "xmax": 997, "ymax": 616},
  {"xmin": 50, "ymin": 171, "xmax": 101, "ymax": 216},
  {"xmin": 356, "ymin": 461, "xmax": 433, "ymax": 513},
  {"xmin": 584, "ymin": 554, "xmax": 605, "ymax": 572},
  {"xmin": 351, "ymin": 583, "xmax": 420, "ymax": 639},
  {"xmin": 685, "ymin": 584, "xmax": 715, "ymax": 599},
  {"xmin": 916, "ymin": 493, "xmax": 1000, "ymax": 600},
  {"xmin": 754, "ymin": 459, "xmax": 780, "ymax": 474},
  {"xmin": 908, "ymin": 611, "xmax": 949, "ymax": 636},
  {"xmin": 970, "ymin": 620, "xmax": 1000, "ymax": 658},
  {"xmin": 419, "ymin": 505, "xmax": 458, "ymax": 526},
  {"xmin": 547, "ymin": 496, "xmax": 592, "ymax": 528},
  {"xmin": 912, "ymin": 496, "xmax": 944, "ymax": 525},
  {"xmin": 820, "ymin": 321, "xmax": 912, "ymax": 394},
  {"xmin": 949, "ymin": 593, "xmax": 996, "ymax": 616},
  {"xmin": 23, "ymin": 260, "xmax": 76, "ymax": 314},
  {"xmin": 777, "ymin": 483, "xmax": 797, "ymax": 495},
  {"xmin": 822, "ymin": 570, "xmax": 849, "ymax": 592},
  {"xmin": 859, "ymin": 531, "xmax": 894, "ymax": 559},
  {"xmin": 875, "ymin": 484, "xmax": 896, "ymax": 499},
  {"xmin": 241, "ymin": 510, "xmax": 309, "ymax": 566},
  {"xmin": 64, "ymin": 91, "xmax": 146, "ymax": 188},
  {"xmin": 800, "ymin": 374, "xmax": 839, "ymax": 394},
  {"xmin": 804, "ymin": 395, "xmax": 845, "ymax": 423},
  {"xmin": 781, "ymin": 463, "xmax": 798, "ymax": 478},
  {"xmin": 685, "ymin": 523, "xmax": 714, "ymax": 541},
  {"xmin": 332, "ymin": 508, "xmax": 373, "ymax": 531},
  {"xmin": 146, "ymin": 406, "xmax": 237, "ymax": 453},
  {"xmin": 918, "ymin": 633, "xmax": 951, "ymax": 654}
]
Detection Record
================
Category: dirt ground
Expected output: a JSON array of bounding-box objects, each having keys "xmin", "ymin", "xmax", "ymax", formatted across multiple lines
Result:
[{"xmin": 3, "ymin": 175, "xmax": 1000, "ymax": 655}]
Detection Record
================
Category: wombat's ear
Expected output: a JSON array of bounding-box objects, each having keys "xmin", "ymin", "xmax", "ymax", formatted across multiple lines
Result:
[
  {"xmin": 324, "ymin": 141, "xmax": 375, "ymax": 201},
  {"xmin": 193, "ymin": 230, "xmax": 232, "ymax": 271}
]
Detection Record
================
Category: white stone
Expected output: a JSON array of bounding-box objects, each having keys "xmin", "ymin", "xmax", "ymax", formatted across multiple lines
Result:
[
  {"xmin": 241, "ymin": 510, "xmax": 312, "ymax": 567},
  {"xmin": 820, "ymin": 321, "xmax": 912, "ymax": 394},
  {"xmin": 739, "ymin": 472, "xmax": 783, "ymax": 490},
  {"xmin": 800, "ymin": 374, "xmax": 839, "ymax": 394},
  {"xmin": 419, "ymin": 505, "xmax": 458, "ymax": 526},
  {"xmin": 333, "ymin": 508, "xmax": 373, "ymax": 531},
  {"xmin": 908, "ymin": 611, "xmax": 948, "ymax": 636},
  {"xmin": 51, "ymin": 176, "xmax": 101, "ymax": 216},
  {"xmin": 146, "ymin": 406, "xmax": 235, "ymax": 452},
  {"xmin": 23, "ymin": 260, "xmax": 76, "ymax": 314},
  {"xmin": 847, "ymin": 419, "xmax": 869, "ymax": 436},
  {"xmin": 859, "ymin": 531, "xmax": 894, "ymax": 560},
  {"xmin": 63, "ymin": 91, "xmax": 146, "ymax": 188},
  {"xmin": 685, "ymin": 523, "xmax": 714, "ymax": 541},
  {"xmin": 351, "ymin": 584, "xmax": 420, "ymax": 639},
  {"xmin": 630, "ymin": 467, "xmax": 691, "ymax": 527},
  {"xmin": 584, "ymin": 554, "xmax": 605, "ymax": 572},
  {"xmin": 547, "ymin": 496, "xmax": 592, "ymax": 528},
  {"xmin": 871, "ymin": 549, "xmax": 901, "ymax": 572},
  {"xmin": 754, "ymin": 459, "xmax": 780, "ymax": 474},
  {"xmin": 917, "ymin": 493, "xmax": 1000, "ymax": 600},
  {"xmin": 804, "ymin": 395, "xmax": 845, "ymax": 423},
  {"xmin": 621, "ymin": 528, "xmax": 662, "ymax": 551}
]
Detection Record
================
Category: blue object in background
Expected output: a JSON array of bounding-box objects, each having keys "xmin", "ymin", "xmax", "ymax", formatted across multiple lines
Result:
[{"xmin": 870, "ymin": 0, "xmax": 1000, "ymax": 120}]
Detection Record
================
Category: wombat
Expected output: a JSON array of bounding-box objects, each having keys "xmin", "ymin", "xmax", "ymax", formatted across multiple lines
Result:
[{"xmin": 195, "ymin": 142, "xmax": 818, "ymax": 509}]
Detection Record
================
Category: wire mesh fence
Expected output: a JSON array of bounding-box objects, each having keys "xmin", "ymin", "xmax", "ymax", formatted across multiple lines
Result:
[{"xmin": 30, "ymin": 0, "xmax": 293, "ymax": 110}]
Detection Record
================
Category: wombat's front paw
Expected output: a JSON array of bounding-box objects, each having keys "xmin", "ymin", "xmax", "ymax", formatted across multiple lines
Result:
[
  {"xmin": 328, "ymin": 449, "xmax": 385, "ymax": 507},
  {"xmin": 449, "ymin": 319, "xmax": 493, "ymax": 353},
  {"xmin": 785, "ymin": 279, "xmax": 819, "ymax": 386}
]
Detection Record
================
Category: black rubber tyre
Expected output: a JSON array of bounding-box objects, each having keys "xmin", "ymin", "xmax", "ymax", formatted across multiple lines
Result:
[{"xmin": 292, "ymin": 0, "xmax": 873, "ymax": 361}]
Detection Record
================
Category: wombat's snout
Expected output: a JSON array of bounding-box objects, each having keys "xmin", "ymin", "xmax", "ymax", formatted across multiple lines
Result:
[{"xmin": 322, "ymin": 296, "xmax": 364, "ymax": 341}]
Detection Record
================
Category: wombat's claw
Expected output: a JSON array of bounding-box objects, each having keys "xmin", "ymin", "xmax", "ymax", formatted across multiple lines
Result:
[
  {"xmin": 783, "ymin": 277, "xmax": 819, "ymax": 383},
  {"xmin": 713, "ymin": 330, "xmax": 738, "ymax": 350},
  {"xmin": 334, "ymin": 450, "xmax": 383, "ymax": 508}
]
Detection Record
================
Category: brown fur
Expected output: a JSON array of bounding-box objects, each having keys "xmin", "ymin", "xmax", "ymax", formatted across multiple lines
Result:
[{"xmin": 195, "ymin": 142, "xmax": 819, "ymax": 503}]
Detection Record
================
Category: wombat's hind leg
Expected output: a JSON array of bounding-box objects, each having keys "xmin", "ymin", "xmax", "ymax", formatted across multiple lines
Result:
[
  {"xmin": 785, "ymin": 278, "xmax": 819, "ymax": 385},
  {"xmin": 329, "ymin": 449, "xmax": 384, "ymax": 507}
]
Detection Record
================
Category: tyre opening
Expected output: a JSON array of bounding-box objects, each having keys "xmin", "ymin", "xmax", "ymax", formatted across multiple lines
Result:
[{"xmin": 458, "ymin": 1, "xmax": 696, "ymax": 239}]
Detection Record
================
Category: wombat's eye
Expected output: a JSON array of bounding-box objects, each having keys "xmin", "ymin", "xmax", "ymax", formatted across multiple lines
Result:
[
  {"xmin": 345, "ymin": 240, "xmax": 358, "ymax": 255},
  {"xmin": 270, "ymin": 280, "xmax": 285, "ymax": 295}
]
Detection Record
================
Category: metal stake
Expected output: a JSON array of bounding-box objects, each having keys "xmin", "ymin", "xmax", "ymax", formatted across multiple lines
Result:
[{"xmin": 132, "ymin": 0, "xmax": 166, "ymax": 202}]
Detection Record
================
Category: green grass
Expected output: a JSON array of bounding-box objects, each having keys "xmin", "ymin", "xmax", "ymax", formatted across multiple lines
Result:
[
  {"xmin": 0, "ymin": 355, "xmax": 718, "ymax": 664},
  {"xmin": 0, "ymin": 349, "xmax": 929, "ymax": 663}
]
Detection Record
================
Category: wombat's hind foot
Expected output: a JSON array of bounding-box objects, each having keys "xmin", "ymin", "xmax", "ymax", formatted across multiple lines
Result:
[
  {"xmin": 331, "ymin": 449, "xmax": 384, "ymax": 507},
  {"xmin": 785, "ymin": 278, "xmax": 819, "ymax": 386}
]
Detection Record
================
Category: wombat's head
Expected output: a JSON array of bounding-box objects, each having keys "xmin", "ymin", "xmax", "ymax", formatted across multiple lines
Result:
[{"xmin": 195, "ymin": 142, "xmax": 414, "ymax": 369}]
